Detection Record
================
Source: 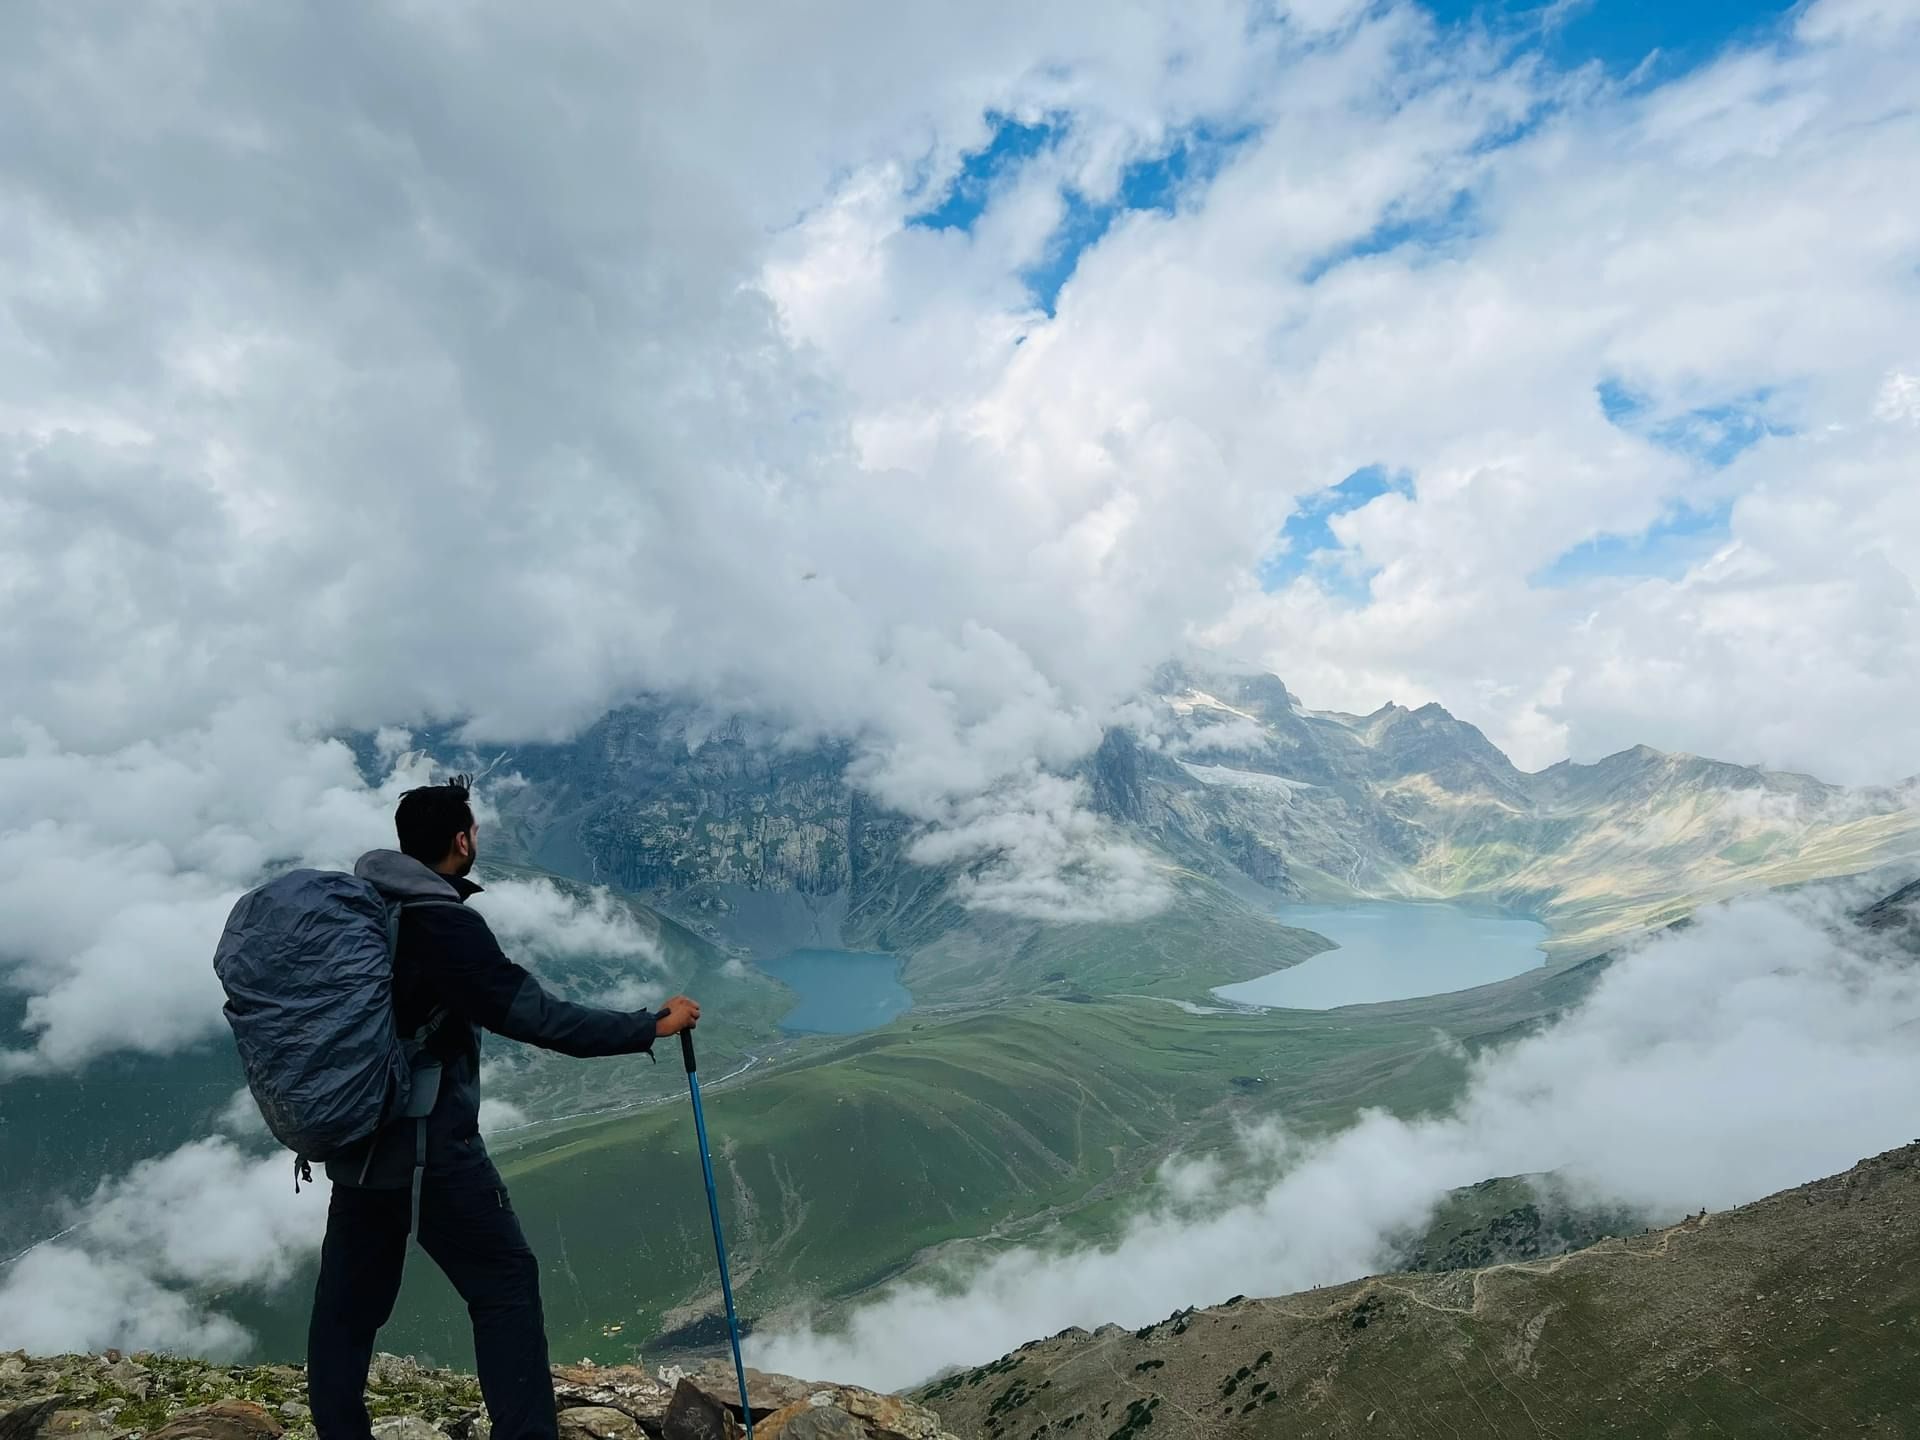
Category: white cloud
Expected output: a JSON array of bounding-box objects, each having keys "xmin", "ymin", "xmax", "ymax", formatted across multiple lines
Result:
[
  {"xmin": 0, "ymin": 725, "xmax": 672, "ymax": 1075},
  {"xmin": 0, "ymin": 1137, "xmax": 327, "ymax": 1357},
  {"xmin": 218, "ymin": 1086, "xmax": 268, "ymax": 1139},
  {"xmin": 1874, "ymin": 370, "xmax": 1920, "ymax": 425},
  {"xmin": 585, "ymin": 977, "xmax": 667, "ymax": 1012},
  {"xmin": 2, "ymin": 0, "xmax": 1915, "ymax": 1059},
  {"xmin": 0, "ymin": 717, "xmax": 433, "ymax": 1075},
  {"xmin": 477, "ymin": 1097, "xmax": 531, "ymax": 1136},
  {"xmin": 0, "ymin": 1247, "xmax": 253, "ymax": 1360},
  {"xmin": 472, "ymin": 878, "xmax": 665, "ymax": 968},
  {"xmin": 907, "ymin": 771, "xmax": 1174, "ymax": 923},
  {"xmin": 754, "ymin": 891, "xmax": 1920, "ymax": 1389}
]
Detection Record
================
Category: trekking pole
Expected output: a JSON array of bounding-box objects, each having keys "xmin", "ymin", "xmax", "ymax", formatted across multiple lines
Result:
[{"xmin": 675, "ymin": 1024, "xmax": 754, "ymax": 1438}]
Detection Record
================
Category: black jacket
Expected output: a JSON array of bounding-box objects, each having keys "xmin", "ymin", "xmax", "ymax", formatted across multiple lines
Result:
[{"xmin": 326, "ymin": 849, "xmax": 658, "ymax": 1187}]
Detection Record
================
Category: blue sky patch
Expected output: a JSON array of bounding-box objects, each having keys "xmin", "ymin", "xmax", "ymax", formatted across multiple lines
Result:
[
  {"xmin": 908, "ymin": 113, "xmax": 1061, "ymax": 233},
  {"xmin": 1022, "ymin": 190, "xmax": 1114, "ymax": 316},
  {"xmin": 1422, "ymin": 0, "xmax": 1798, "ymax": 82},
  {"xmin": 1595, "ymin": 378, "xmax": 1787, "ymax": 468},
  {"xmin": 1259, "ymin": 465, "xmax": 1413, "ymax": 597},
  {"xmin": 1596, "ymin": 376, "xmax": 1649, "ymax": 424},
  {"xmin": 1021, "ymin": 123, "xmax": 1258, "ymax": 314},
  {"xmin": 1304, "ymin": 188, "xmax": 1481, "ymax": 283},
  {"xmin": 910, "ymin": 111, "xmax": 1257, "ymax": 313},
  {"xmin": 1651, "ymin": 399, "xmax": 1780, "ymax": 468},
  {"xmin": 1025, "ymin": 123, "xmax": 1258, "ymax": 314},
  {"xmin": 917, "ymin": 5, "xmax": 1801, "ymax": 316},
  {"xmin": 1533, "ymin": 499, "xmax": 1733, "ymax": 587}
]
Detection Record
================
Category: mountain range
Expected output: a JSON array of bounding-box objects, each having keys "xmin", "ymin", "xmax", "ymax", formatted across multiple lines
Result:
[{"xmin": 452, "ymin": 660, "xmax": 1920, "ymax": 968}]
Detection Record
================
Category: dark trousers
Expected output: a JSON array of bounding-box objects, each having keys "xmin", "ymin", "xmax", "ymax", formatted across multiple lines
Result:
[{"xmin": 308, "ymin": 1164, "xmax": 556, "ymax": 1440}]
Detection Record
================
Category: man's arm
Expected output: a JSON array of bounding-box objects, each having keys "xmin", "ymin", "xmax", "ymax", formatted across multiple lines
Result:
[{"xmin": 419, "ymin": 906, "xmax": 661, "ymax": 1058}]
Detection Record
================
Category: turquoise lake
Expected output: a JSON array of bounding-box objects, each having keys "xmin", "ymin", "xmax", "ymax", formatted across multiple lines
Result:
[
  {"xmin": 1213, "ymin": 901, "xmax": 1548, "ymax": 1010},
  {"xmin": 760, "ymin": 949, "xmax": 913, "ymax": 1034}
]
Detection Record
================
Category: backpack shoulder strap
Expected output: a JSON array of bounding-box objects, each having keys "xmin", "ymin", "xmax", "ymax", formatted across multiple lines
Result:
[
  {"xmin": 384, "ymin": 896, "xmax": 471, "ymax": 963},
  {"xmin": 386, "ymin": 898, "xmax": 461, "ymax": 1048}
]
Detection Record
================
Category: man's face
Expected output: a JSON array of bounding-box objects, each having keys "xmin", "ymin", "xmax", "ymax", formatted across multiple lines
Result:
[{"xmin": 451, "ymin": 820, "xmax": 479, "ymax": 877}]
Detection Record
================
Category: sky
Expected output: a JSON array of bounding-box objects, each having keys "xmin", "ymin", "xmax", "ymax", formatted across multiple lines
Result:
[
  {"xmin": 2, "ymin": 0, "xmax": 1919, "ymax": 1355},
  {"xmin": 0, "ymin": 0, "xmax": 1915, "ymax": 1056}
]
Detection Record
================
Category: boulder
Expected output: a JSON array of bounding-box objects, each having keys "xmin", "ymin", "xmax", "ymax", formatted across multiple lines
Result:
[
  {"xmin": 825, "ymin": 1390, "xmax": 954, "ymax": 1440},
  {"xmin": 101, "ymin": 1362, "xmax": 150, "ymax": 1404},
  {"xmin": 368, "ymin": 1419, "xmax": 446, "ymax": 1440},
  {"xmin": 682, "ymin": 1368, "xmax": 813, "ymax": 1421},
  {"xmin": 661, "ymin": 1381, "xmax": 741, "ymax": 1440},
  {"xmin": 661, "ymin": 1375, "xmax": 959, "ymax": 1440},
  {"xmin": 753, "ymin": 1406, "xmax": 865, "ymax": 1440},
  {"xmin": 548, "ymin": 1366, "xmax": 671, "ymax": 1431},
  {"xmin": 367, "ymin": 1357, "xmax": 421, "ymax": 1392},
  {"xmin": 0, "ymin": 1399, "xmax": 66, "ymax": 1440},
  {"xmin": 556, "ymin": 1408, "xmax": 642, "ymax": 1440},
  {"xmin": 42, "ymin": 1410, "xmax": 125, "ymax": 1440},
  {"xmin": 148, "ymin": 1401, "xmax": 284, "ymax": 1440}
]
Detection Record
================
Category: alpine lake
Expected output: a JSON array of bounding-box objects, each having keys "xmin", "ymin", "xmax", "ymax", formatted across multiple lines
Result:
[
  {"xmin": 1214, "ymin": 899, "xmax": 1549, "ymax": 1010},
  {"xmin": 757, "ymin": 901, "xmax": 1546, "ymax": 1033},
  {"xmin": 759, "ymin": 948, "xmax": 914, "ymax": 1034}
]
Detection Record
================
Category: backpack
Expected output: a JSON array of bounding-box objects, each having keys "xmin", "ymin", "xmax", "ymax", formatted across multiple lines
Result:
[{"xmin": 213, "ymin": 869, "xmax": 453, "ymax": 1178}]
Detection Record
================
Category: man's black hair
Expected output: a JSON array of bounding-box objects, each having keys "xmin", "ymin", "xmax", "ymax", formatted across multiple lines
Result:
[{"xmin": 395, "ymin": 773, "xmax": 475, "ymax": 865}]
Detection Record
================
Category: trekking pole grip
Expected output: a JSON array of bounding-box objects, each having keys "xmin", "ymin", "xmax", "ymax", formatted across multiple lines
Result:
[{"xmin": 679, "ymin": 1026, "xmax": 696, "ymax": 1074}]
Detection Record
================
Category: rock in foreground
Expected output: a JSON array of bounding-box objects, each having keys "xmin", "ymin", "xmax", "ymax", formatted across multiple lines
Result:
[{"xmin": 0, "ymin": 1353, "xmax": 957, "ymax": 1440}]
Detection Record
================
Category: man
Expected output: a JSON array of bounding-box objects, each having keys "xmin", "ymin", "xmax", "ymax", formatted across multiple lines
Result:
[{"xmin": 309, "ymin": 776, "xmax": 700, "ymax": 1440}]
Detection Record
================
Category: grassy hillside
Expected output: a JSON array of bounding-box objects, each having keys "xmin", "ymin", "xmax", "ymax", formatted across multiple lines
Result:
[
  {"xmin": 225, "ymin": 948, "xmax": 1606, "ymax": 1367},
  {"xmin": 923, "ymin": 1142, "xmax": 1920, "ymax": 1438}
]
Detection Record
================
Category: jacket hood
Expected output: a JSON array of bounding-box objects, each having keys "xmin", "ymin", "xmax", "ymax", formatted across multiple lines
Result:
[{"xmin": 354, "ymin": 849, "xmax": 464, "ymax": 903}]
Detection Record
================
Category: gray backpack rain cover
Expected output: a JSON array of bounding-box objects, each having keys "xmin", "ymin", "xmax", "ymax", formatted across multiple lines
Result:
[{"xmin": 213, "ymin": 869, "xmax": 416, "ymax": 1161}]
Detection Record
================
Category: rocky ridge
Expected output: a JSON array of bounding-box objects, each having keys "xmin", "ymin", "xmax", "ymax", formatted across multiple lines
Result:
[
  {"xmin": 920, "ymin": 1141, "xmax": 1920, "ymax": 1438},
  {"xmin": 0, "ymin": 1354, "xmax": 956, "ymax": 1440}
]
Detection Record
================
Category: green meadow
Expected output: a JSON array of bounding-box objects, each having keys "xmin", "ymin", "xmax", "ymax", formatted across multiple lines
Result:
[{"xmin": 228, "ymin": 943, "xmax": 1602, "ymax": 1366}]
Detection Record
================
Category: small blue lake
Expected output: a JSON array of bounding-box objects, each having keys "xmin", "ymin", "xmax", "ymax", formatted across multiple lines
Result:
[
  {"xmin": 1213, "ymin": 901, "xmax": 1548, "ymax": 1010},
  {"xmin": 760, "ymin": 949, "xmax": 913, "ymax": 1035}
]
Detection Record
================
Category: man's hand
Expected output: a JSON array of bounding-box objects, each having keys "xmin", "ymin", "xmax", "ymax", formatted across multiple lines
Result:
[{"xmin": 654, "ymin": 995, "xmax": 701, "ymax": 1037}]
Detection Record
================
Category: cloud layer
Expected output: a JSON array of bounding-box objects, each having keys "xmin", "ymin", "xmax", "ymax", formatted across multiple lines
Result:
[
  {"xmin": 0, "ymin": 1138, "xmax": 328, "ymax": 1357},
  {"xmin": 755, "ymin": 890, "xmax": 1920, "ymax": 1390},
  {"xmin": 6, "ymin": 0, "xmax": 1919, "ymax": 1079}
]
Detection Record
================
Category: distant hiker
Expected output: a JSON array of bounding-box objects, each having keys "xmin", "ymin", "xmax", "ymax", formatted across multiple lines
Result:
[{"xmin": 304, "ymin": 778, "xmax": 699, "ymax": 1440}]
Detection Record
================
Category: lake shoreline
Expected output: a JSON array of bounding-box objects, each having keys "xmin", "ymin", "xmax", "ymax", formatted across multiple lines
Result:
[{"xmin": 1214, "ymin": 899, "xmax": 1550, "ymax": 1011}]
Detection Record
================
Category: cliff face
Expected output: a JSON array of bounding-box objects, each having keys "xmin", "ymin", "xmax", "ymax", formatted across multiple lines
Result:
[{"xmin": 0, "ymin": 1353, "xmax": 957, "ymax": 1440}]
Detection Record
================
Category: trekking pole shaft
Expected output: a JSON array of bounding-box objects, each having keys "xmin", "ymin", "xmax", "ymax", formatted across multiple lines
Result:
[{"xmin": 680, "ymin": 1030, "xmax": 754, "ymax": 1438}]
